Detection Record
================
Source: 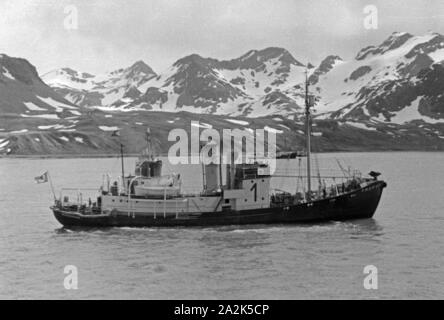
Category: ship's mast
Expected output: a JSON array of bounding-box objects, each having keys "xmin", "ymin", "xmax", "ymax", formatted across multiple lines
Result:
[
  {"xmin": 143, "ymin": 127, "xmax": 155, "ymax": 160},
  {"xmin": 120, "ymin": 143, "xmax": 125, "ymax": 191},
  {"xmin": 304, "ymin": 70, "xmax": 312, "ymax": 197},
  {"xmin": 111, "ymin": 129, "xmax": 125, "ymax": 192}
]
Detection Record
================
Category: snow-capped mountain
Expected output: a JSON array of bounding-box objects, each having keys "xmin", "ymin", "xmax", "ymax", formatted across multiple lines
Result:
[
  {"xmin": 0, "ymin": 53, "xmax": 80, "ymax": 118},
  {"xmin": 39, "ymin": 32, "xmax": 444, "ymax": 124},
  {"xmin": 124, "ymin": 47, "xmax": 307, "ymax": 117},
  {"xmin": 313, "ymin": 32, "xmax": 444, "ymax": 125},
  {"xmin": 0, "ymin": 53, "xmax": 86, "ymax": 154},
  {"xmin": 42, "ymin": 48, "xmax": 307, "ymax": 117},
  {"xmin": 41, "ymin": 61, "xmax": 157, "ymax": 108}
]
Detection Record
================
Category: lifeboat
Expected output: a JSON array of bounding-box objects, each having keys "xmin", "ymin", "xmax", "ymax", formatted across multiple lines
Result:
[{"xmin": 133, "ymin": 174, "xmax": 181, "ymax": 198}]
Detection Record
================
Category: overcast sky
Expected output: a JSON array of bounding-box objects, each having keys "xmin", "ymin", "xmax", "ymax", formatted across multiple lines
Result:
[{"xmin": 1, "ymin": 0, "xmax": 444, "ymax": 75}]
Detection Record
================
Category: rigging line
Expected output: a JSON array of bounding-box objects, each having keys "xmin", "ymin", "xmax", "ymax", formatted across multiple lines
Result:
[
  {"xmin": 339, "ymin": 153, "xmax": 353, "ymax": 173},
  {"xmin": 335, "ymin": 158, "xmax": 348, "ymax": 178},
  {"xmin": 335, "ymin": 154, "xmax": 347, "ymax": 174}
]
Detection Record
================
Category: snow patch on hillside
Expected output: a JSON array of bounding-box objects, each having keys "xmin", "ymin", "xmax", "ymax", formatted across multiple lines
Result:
[
  {"xmin": 264, "ymin": 126, "xmax": 283, "ymax": 134},
  {"xmin": 191, "ymin": 122, "xmax": 212, "ymax": 129},
  {"xmin": 2, "ymin": 67, "xmax": 15, "ymax": 80},
  {"xmin": 278, "ymin": 124, "xmax": 290, "ymax": 130},
  {"xmin": 69, "ymin": 110, "xmax": 81, "ymax": 116},
  {"xmin": 24, "ymin": 102, "xmax": 46, "ymax": 111},
  {"xmin": 36, "ymin": 96, "xmax": 76, "ymax": 112},
  {"xmin": 99, "ymin": 126, "xmax": 120, "ymax": 131},
  {"xmin": 38, "ymin": 124, "xmax": 75, "ymax": 131},
  {"xmin": 390, "ymin": 96, "xmax": 444, "ymax": 124},
  {"xmin": 226, "ymin": 119, "xmax": 249, "ymax": 125},
  {"xmin": 344, "ymin": 121, "xmax": 377, "ymax": 131},
  {"xmin": 429, "ymin": 48, "xmax": 444, "ymax": 62},
  {"xmin": 0, "ymin": 139, "xmax": 10, "ymax": 149},
  {"xmin": 102, "ymin": 88, "xmax": 125, "ymax": 106}
]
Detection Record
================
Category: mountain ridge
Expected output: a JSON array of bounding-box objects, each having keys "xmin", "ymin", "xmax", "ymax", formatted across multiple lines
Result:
[
  {"xmin": 2, "ymin": 32, "xmax": 444, "ymax": 155},
  {"xmin": 40, "ymin": 32, "xmax": 444, "ymax": 124}
]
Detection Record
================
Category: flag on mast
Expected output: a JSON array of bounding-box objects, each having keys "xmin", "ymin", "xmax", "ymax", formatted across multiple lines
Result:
[{"xmin": 34, "ymin": 171, "xmax": 49, "ymax": 184}]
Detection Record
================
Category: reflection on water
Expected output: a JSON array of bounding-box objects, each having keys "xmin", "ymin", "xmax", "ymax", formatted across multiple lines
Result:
[{"xmin": 1, "ymin": 153, "xmax": 444, "ymax": 299}]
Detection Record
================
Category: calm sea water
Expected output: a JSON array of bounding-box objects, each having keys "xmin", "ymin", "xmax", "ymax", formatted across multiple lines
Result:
[{"xmin": 0, "ymin": 152, "xmax": 443, "ymax": 299}]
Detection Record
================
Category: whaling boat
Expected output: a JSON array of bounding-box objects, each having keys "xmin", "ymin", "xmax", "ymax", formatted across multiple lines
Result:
[{"xmin": 50, "ymin": 76, "xmax": 387, "ymax": 228}]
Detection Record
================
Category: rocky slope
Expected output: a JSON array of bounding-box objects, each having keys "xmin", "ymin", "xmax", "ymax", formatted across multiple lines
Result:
[
  {"xmin": 314, "ymin": 32, "xmax": 444, "ymax": 125},
  {"xmin": 0, "ymin": 53, "xmax": 88, "ymax": 155},
  {"xmin": 0, "ymin": 54, "xmax": 80, "ymax": 116},
  {"xmin": 2, "ymin": 108, "xmax": 444, "ymax": 156}
]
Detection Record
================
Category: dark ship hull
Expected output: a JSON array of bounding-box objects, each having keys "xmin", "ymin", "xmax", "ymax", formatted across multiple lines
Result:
[{"xmin": 52, "ymin": 180, "xmax": 386, "ymax": 228}]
